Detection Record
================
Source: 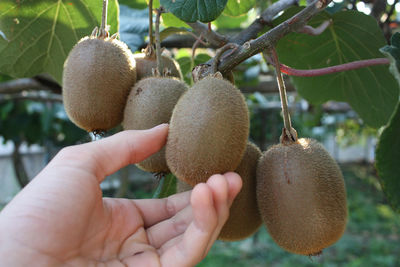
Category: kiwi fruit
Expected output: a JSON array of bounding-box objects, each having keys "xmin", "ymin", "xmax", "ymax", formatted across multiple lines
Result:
[
  {"xmin": 63, "ymin": 36, "xmax": 136, "ymax": 132},
  {"xmin": 134, "ymin": 53, "xmax": 182, "ymax": 80},
  {"xmin": 218, "ymin": 142, "xmax": 263, "ymax": 241},
  {"xmin": 122, "ymin": 77, "xmax": 188, "ymax": 172},
  {"xmin": 166, "ymin": 75, "xmax": 249, "ymax": 186},
  {"xmin": 256, "ymin": 138, "xmax": 347, "ymax": 255}
]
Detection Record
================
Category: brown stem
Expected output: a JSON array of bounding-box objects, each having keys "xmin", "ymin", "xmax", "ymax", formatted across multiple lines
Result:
[
  {"xmin": 99, "ymin": 0, "xmax": 109, "ymax": 38},
  {"xmin": 148, "ymin": 0, "xmax": 154, "ymax": 46},
  {"xmin": 271, "ymin": 48, "xmax": 297, "ymax": 143},
  {"xmin": 187, "ymin": 22, "xmax": 228, "ymax": 47},
  {"xmin": 212, "ymin": 43, "xmax": 239, "ymax": 74},
  {"xmin": 155, "ymin": 8, "xmax": 164, "ymax": 76}
]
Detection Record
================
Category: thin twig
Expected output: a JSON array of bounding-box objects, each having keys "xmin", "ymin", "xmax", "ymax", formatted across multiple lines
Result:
[
  {"xmin": 148, "ymin": 0, "xmax": 154, "ymax": 46},
  {"xmin": 271, "ymin": 48, "xmax": 295, "ymax": 141},
  {"xmin": 187, "ymin": 32, "xmax": 207, "ymax": 46},
  {"xmin": 99, "ymin": 0, "xmax": 109, "ymax": 38},
  {"xmin": 155, "ymin": 8, "xmax": 164, "ymax": 76},
  {"xmin": 385, "ymin": 0, "xmax": 399, "ymax": 23},
  {"xmin": 187, "ymin": 22, "xmax": 228, "ymax": 47},
  {"xmin": 279, "ymin": 58, "xmax": 390, "ymax": 76}
]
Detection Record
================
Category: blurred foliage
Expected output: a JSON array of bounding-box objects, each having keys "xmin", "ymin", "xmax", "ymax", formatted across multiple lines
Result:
[{"xmin": 0, "ymin": 100, "xmax": 88, "ymax": 146}]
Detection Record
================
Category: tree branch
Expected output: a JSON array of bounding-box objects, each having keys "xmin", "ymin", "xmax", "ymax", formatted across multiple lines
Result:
[
  {"xmin": 187, "ymin": 22, "xmax": 228, "ymax": 47},
  {"xmin": 0, "ymin": 76, "xmax": 61, "ymax": 94},
  {"xmin": 232, "ymin": 0, "xmax": 299, "ymax": 44},
  {"xmin": 194, "ymin": 0, "xmax": 332, "ymax": 79},
  {"xmin": 0, "ymin": 92, "xmax": 63, "ymax": 103},
  {"xmin": 0, "ymin": 78, "xmax": 43, "ymax": 94}
]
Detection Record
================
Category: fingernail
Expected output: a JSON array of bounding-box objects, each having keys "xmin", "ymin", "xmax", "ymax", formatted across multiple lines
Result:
[{"xmin": 152, "ymin": 123, "xmax": 169, "ymax": 130}]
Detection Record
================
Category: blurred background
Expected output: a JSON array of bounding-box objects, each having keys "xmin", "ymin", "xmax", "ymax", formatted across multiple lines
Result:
[{"xmin": 1, "ymin": 0, "xmax": 400, "ymax": 265}]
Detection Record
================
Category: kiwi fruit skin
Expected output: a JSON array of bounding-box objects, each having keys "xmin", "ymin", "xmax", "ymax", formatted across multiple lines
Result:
[
  {"xmin": 123, "ymin": 77, "xmax": 188, "ymax": 172},
  {"xmin": 256, "ymin": 138, "xmax": 347, "ymax": 255},
  {"xmin": 134, "ymin": 53, "xmax": 182, "ymax": 80},
  {"xmin": 166, "ymin": 76, "xmax": 249, "ymax": 186},
  {"xmin": 63, "ymin": 36, "xmax": 136, "ymax": 132},
  {"xmin": 218, "ymin": 142, "xmax": 263, "ymax": 241}
]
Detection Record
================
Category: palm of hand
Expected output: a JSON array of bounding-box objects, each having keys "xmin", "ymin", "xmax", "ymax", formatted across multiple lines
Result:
[{"xmin": 0, "ymin": 127, "xmax": 241, "ymax": 267}]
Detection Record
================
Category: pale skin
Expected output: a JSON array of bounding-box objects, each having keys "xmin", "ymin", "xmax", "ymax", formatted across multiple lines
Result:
[{"xmin": 0, "ymin": 124, "xmax": 242, "ymax": 267}]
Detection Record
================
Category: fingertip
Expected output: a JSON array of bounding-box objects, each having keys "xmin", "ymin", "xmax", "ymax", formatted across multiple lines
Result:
[
  {"xmin": 191, "ymin": 183, "xmax": 212, "ymax": 208},
  {"xmin": 206, "ymin": 174, "xmax": 229, "ymax": 205},
  {"xmin": 223, "ymin": 172, "xmax": 243, "ymax": 204},
  {"xmin": 149, "ymin": 123, "xmax": 169, "ymax": 132}
]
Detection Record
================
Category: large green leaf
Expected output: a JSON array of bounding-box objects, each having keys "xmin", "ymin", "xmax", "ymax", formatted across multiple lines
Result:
[
  {"xmin": 276, "ymin": 9, "xmax": 399, "ymax": 128},
  {"xmin": 376, "ymin": 101, "xmax": 400, "ymax": 212},
  {"xmin": 223, "ymin": 0, "xmax": 256, "ymax": 17},
  {"xmin": 0, "ymin": 0, "xmax": 119, "ymax": 84},
  {"xmin": 160, "ymin": 0, "xmax": 228, "ymax": 23}
]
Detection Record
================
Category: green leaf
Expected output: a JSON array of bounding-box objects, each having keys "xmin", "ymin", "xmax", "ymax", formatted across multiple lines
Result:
[
  {"xmin": 380, "ymin": 32, "xmax": 400, "ymax": 86},
  {"xmin": 162, "ymin": 13, "xmax": 189, "ymax": 28},
  {"xmin": 160, "ymin": 0, "xmax": 228, "ymax": 23},
  {"xmin": 223, "ymin": 0, "xmax": 256, "ymax": 17},
  {"xmin": 160, "ymin": 27, "xmax": 189, "ymax": 42},
  {"xmin": 213, "ymin": 13, "xmax": 247, "ymax": 29},
  {"xmin": 152, "ymin": 173, "xmax": 177, "ymax": 198},
  {"xmin": 119, "ymin": 0, "xmax": 147, "ymax": 9},
  {"xmin": 276, "ymin": 9, "xmax": 399, "ymax": 128},
  {"xmin": 0, "ymin": 0, "xmax": 119, "ymax": 84},
  {"xmin": 376, "ymin": 101, "xmax": 400, "ymax": 212}
]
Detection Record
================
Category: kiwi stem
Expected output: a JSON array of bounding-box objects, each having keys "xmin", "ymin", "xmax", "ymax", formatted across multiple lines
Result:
[
  {"xmin": 146, "ymin": 0, "xmax": 154, "ymax": 56},
  {"xmin": 212, "ymin": 43, "xmax": 239, "ymax": 74},
  {"xmin": 100, "ymin": 0, "xmax": 108, "ymax": 38},
  {"xmin": 155, "ymin": 8, "xmax": 164, "ymax": 76},
  {"xmin": 270, "ymin": 48, "xmax": 297, "ymax": 143}
]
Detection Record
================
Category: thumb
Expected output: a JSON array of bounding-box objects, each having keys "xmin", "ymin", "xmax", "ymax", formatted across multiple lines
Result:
[{"xmin": 51, "ymin": 124, "xmax": 169, "ymax": 182}]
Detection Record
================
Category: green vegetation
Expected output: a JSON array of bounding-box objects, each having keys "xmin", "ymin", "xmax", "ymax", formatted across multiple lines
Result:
[{"xmin": 199, "ymin": 164, "xmax": 400, "ymax": 267}]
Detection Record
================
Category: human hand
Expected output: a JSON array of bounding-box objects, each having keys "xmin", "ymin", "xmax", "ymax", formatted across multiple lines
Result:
[{"xmin": 0, "ymin": 124, "xmax": 242, "ymax": 267}]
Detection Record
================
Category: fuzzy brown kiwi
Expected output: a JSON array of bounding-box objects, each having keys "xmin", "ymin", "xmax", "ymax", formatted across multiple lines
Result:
[
  {"xmin": 166, "ymin": 75, "xmax": 249, "ymax": 186},
  {"xmin": 123, "ymin": 77, "xmax": 188, "ymax": 172},
  {"xmin": 218, "ymin": 142, "xmax": 263, "ymax": 241},
  {"xmin": 63, "ymin": 36, "xmax": 136, "ymax": 132},
  {"xmin": 256, "ymin": 138, "xmax": 347, "ymax": 255},
  {"xmin": 134, "ymin": 53, "xmax": 182, "ymax": 80}
]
